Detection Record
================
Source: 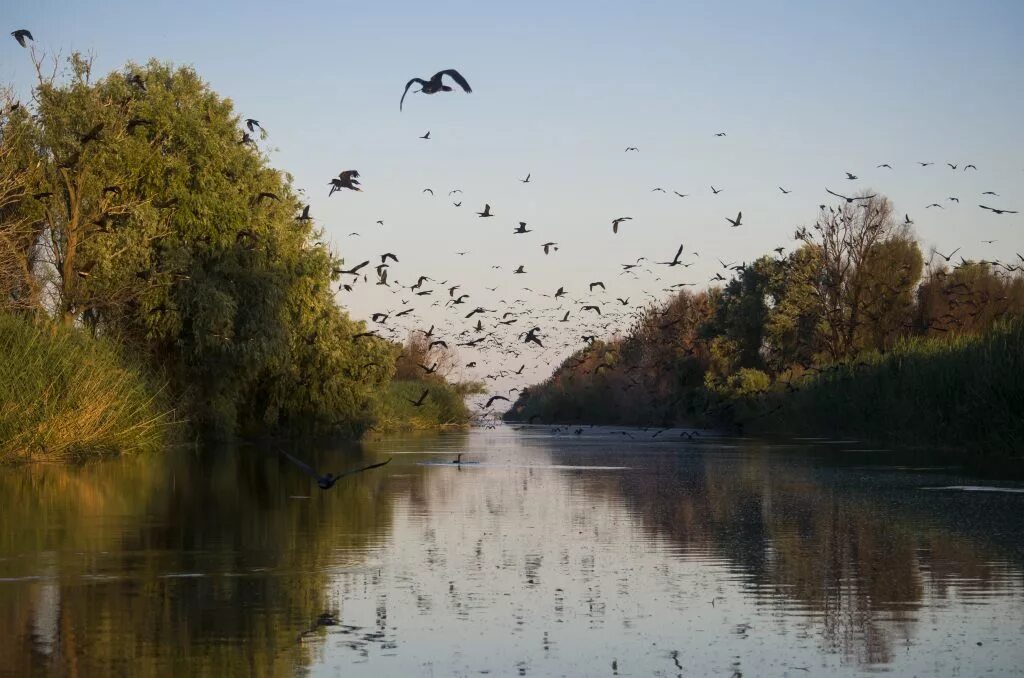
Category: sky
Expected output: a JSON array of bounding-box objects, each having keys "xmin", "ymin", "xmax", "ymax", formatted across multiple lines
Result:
[{"xmin": 3, "ymin": 0, "xmax": 1023, "ymax": 398}]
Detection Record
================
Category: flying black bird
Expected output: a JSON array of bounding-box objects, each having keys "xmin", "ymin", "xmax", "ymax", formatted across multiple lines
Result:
[
  {"xmin": 980, "ymin": 205, "xmax": 1017, "ymax": 215},
  {"xmin": 420, "ymin": 131, "xmax": 431, "ymax": 140},
  {"xmin": 826, "ymin": 188, "xmax": 876, "ymax": 203},
  {"xmin": 625, "ymin": 147, "xmax": 638, "ymax": 152},
  {"xmin": 297, "ymin": 205, "xmax": 312, "ymax": 221},
  {"xmin": 673, "ymin": 191, "xmax": 689, "ymax": 198},
  {"xmin": 845, "ymin": 172, "xmax": 858, "ymax": 180},
  {"xmin": 11, "ymin": 30, "xmax": 33, "ymax": 47},
  {"xmin": 935, "ymin": 248, "xmax": 960, "ymax": 262},
  {"xmin": 778, "ymin": 186, "xmax": 791, "ymax": 194},
  {"xmin": 279, "ymin": 451, "xmax": 391, "ymax": 490},
  {"xmin": 245, "ymin": 118, "xmax": 261, "ymax": 132},
  {"xmin": 521, "ymin": 173, "xmax": 531, "ymax": 183},
  {"xmin": 485, "ymin": 395, "xmax": 510, "ymax": 408},
  {"xmin": 513, "ymin": 222, "xmax": 531, "ymax": 234},
  {"xmin": 337, "ymin": 260, "xmax": 370, "ymax": 276},
  {"xmin": 660, "ymin": 244, "xmax": 686, "ymax": 267},
  {"xmin": 964, "ymin": 164, "xmax": 977, "ymax": 170},
  {"xmin": 542, "ymin": 242, "xmax": 558, "ymax": 255},
  {"xmin": 726, "ymin": 212, "xmax": 743, "ymax": 227},
  {"xmin": 477, "ymin": 203, "xmax": 494, "ymax": 217},
  {"xmin": 329, "ymin": 170, "xmax": 361, "ymax": 195},
  {"xmin": 581, "ymin": 305, "xmax": 601, "ymax": 314},
  {"xmin": 407, "ymin": 389, "xmax": 430, "ymax": 407},
  {"xmin": 714, "ymin": 132, "xmax": 727, "ymax": 137},
  {"xmin": 400, "ymin": 69, "xmax": 472, "ymax": 111},
  {"xmin": 589, "ymin": 282, "xmax": 605, "ymax": 291},
  {"xmin": 711, "ymin": 185, "xmax": 723, "ymax": 194},
  {"xmin": 877, "ymin": 163, "xmax": 893, "ymax": 169},
  {"xmin": 522, "ymin": 327, "xmax": 544, "ymax": 347},
  {"xmin": 612, "ymin": 217, "xmax": 632, "ymax": 234},
  {"xmin": 554, "ymin": 287, "xmax": 566, "ymax": 298}
]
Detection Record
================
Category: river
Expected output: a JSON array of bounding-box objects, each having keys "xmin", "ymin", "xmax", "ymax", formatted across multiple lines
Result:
[{"xmin": 1, "ymin": 426, "xmax": 1023, "ymax": 676}]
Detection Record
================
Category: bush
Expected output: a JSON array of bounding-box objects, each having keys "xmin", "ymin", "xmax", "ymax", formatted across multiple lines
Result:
[{"xmin": 0, "ymin": 313, "xmax": 173, "ymax": 462}]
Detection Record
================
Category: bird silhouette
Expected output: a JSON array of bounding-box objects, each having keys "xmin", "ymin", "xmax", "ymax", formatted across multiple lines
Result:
[
  {"xmin": 521, "ymin": 173, "xmax": 531, "ymax": 183},
  {"xmin": 612, "ymin": 217, "xmax": 632, "ymax": 234},
  {"xmin": 400, "ymin": 69, "xmax": 472, "ymax": 111},
  {"xmin": 513, "ymin": 222, "xmax": 532, "ymax": 234},
  {"xmin": 980, "ymin": 205, "xmax": 1017, "ymax": 215},
  {"xmin": 279, "ymin": 451, "xmax": 391, "ymax": 490},
  {"xmin": 329, "ymin": 170, "xmax": 361, "ymax": 195},
  {"xmin": 11, "ymin": 30, "xmax": 33, "ymax": 47},
  {"xmin": 407, "ymin": 389, "xmax": 430, "ymax": 407},
  {"xmin": 826, "ymin": 188, "xmax": 876, "ymax": 203},
  {"xmin": 711, "ymin": 185, "xmax": 723, "ymax": 195},
  {"xmin": 725, "ymin": 212, "xmax": 743, "ymax": 227},
  {"xmin": 477, "ymin": 204, "xmax": 494, "ymax": 217}
]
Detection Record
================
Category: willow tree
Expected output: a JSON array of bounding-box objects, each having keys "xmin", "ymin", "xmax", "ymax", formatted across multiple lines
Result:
[{"xmin": 2, "ymin": 54, "xmax": 393, "ymax": 438}]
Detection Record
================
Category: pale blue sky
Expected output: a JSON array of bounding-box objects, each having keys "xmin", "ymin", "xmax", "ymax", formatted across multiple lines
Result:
[{"xmin": 4, "ymin": 0, "xmax": 1023, "ymax": 390}]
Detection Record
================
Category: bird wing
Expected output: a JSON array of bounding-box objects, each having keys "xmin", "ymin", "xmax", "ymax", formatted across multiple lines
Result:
[
  {"xmin": 280, "ymin": 450, "xmax": 322, "ymax": 480},
  {"xmin": 400, "ymin": 78, "xmax": 427, "ymax": 110},
  {"xmin": 825, "ymin": 188, "xmax": 847, "ymax": 201},
  {"xmin": 333, "ymin": 457, "xmax": 393, "ymax": 480},
  {"xmin": 439, "ymin": 69, "xmax": 472, "ymax": 92}
]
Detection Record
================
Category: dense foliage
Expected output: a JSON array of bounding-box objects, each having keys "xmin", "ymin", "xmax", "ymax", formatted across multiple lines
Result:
[{"xmin": 0, "ymin": 55, "xmax": 471, "ymax": 453}]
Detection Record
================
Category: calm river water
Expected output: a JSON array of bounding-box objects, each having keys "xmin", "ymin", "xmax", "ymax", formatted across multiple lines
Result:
[{"xmin": 2, "ymin": 426, "xmax": 1023, "ymax": 677}]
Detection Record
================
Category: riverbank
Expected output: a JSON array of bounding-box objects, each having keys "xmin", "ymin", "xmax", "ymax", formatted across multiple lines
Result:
[
  {"xmin": 0, "ymin": 314, "xmax": 174, "ymax": 463},
  {"xmin": 507, "ymin": 318, "xmax": 1024, "ymax": 462},
  {"xmin": 725, "ymin": 318, "xmax": 1024, "ymax": 457}
]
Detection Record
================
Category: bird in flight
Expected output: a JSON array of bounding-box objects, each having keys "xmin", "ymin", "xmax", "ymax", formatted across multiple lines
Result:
[
  {"xmin": 714, "ymin": 132, "xmax": 727, "ymax": 137},
  {"xmin": 725, "ymin": 212, "xmax": 743, "ymax": 227},
  {"xmin": 513, "ymin": 222, "xmax": 532, "ymax": 234},
  {"xmin": 826, "ymin": 188, "xmax": 876, "ymax": 203},
  {"xmin": 612, "ymin": 217, "xmax": 632, "ymax": 234},
  {"xmin": 520, "ymin": 173, "xmax": 531, "ymax": 183},
  {"xmin": 420, "ymin": 131, "xmax": 431, "ymax": 140},
  {"xmin": 485, "ymin": 395, "xmax": 510, "ymax": 408},
  {"xmin": 11, "ymin": 30, "xmax": 33, "ymax": 47},
  {"xmin": 711, "ymin": 186, "xmax": 723, "ymax": 195},
  {"xmin": 542, "ymin": 242, "xmax": 558, "ymax": 255},
  {"xmin": 659, "ymin": 244, "xmax": 686, "ymax": 267},
  {"xmin": 400, "ymin": 69, "xmax": 472, "ymax": 111},
  {"xmin": 245, "ymin": 118, "xmax": 262, "ymax": 132},
  {"xmin": 845, "ymin": 172, "xmax": 858, "ymax": 180},
  {"xmin": 477, "ymin": 204, "xmax": 494, "ymax": 217},
  {"xmin": 624, "ymin": 147, "xmax": 638, "ymax": 152},
  {"xmin": 877, "ymin": 163, "xmax": 893, "ymax": 169},
  {"xmin": 279, "ymin": 451, "xmax": 391, "ymax": 490},
  {"xmin": 407, "ymin": 389, "xmax": 430, "ymax": 407},
  {"xmin": 778, "ymin": 186, "xmax": 791, "ymax": 194},
  {"xmin": 980, "ymin": 205, "xmax": 1017, "ymax": 215},
  {"xmin": 329, "ymin": 170, "xmax": 361, "ymax": 196},
  {"xmin": 934, "ymin": 248, "xmax": 961, "ymax": 262}
]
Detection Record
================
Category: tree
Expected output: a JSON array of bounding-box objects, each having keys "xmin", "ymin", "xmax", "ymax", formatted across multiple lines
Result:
[
  {"xmin": 1, "ymin": 54, "xmax": 394, "ymax": 438},
  {"xmin": 795, "ymin": 194, "xmax": 920, "ymax": 360}
]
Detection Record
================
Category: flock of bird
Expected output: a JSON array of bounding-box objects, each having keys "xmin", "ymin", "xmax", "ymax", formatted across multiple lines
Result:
[{"xmin": 8, "ymin": 29, "xmax": 1023, "ymax": 487}]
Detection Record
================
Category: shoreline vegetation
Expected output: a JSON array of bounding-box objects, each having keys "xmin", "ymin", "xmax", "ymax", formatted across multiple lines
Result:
[
  {"xmin": 505, "ymin": 202, "xmax": 1024, "ymax": 462},
  {"xmin": 0, "ymin": 55, "xmax": 476, "ymax": 463}
]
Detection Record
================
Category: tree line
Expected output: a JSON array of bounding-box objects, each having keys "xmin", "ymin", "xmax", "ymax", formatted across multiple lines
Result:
[{"xmin": 505, "ymin": 193, "xmax": 1024, "ymax": 439}]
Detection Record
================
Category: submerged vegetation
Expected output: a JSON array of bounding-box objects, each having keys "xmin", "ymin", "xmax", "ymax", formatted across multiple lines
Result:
[
  {"xmin": 507, "ymin": 196, "xmax": 1024, "ymax": 456},
  {"xmin": 0, "ymin": 55, "xmax": 472, "ymax": 460}
]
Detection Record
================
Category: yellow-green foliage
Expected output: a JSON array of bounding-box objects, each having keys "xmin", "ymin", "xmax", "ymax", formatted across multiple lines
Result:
[
  {"xmin": 0, "ymin": 313, "xmax": 173, "ymax": 462},
  {"xmin": 377, "ymin": 380, "xmax": 482, "ymax": 431}
]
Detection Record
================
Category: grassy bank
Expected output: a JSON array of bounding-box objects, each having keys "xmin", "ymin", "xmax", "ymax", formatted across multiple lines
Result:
[
  {"xmin": 729, "ymin": 318, "xmax": 1024, "ymax": 455},
  {"xmin": 376, "ymin": 380, "xmax": 482, "ymax": 432},
  {"xmin": 0, "ymin": 314, "xmax": 174, "ymax": 463}
]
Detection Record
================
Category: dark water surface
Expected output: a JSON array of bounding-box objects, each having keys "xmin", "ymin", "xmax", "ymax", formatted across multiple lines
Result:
[{"xmin": 2, "ymin": 427, "xmax": 1023, "ymax": 677}]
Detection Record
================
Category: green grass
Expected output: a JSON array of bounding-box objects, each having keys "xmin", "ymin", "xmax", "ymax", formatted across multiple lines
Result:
[
  {"xmin": 737, "ymin": 318, "xmax": 1024, "ymax": 455},
  {"xmin": 375, "ymin": 379, "xmax": 480, "ymax": 432},
  {"xmin": 0, "ymin": 313, "xmax": 175, "ymax": 463}
]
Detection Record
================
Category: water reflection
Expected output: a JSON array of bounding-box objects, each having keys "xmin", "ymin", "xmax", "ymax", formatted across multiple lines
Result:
[{"xmin": 1, "ymin": 428, "xmax": 1022, "ymax": 676}]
